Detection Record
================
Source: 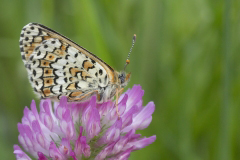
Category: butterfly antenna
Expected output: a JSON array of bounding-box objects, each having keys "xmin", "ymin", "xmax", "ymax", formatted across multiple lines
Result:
[{"xmin": 124, "ymin": 34, "xmax": 136, "ymax": 70}]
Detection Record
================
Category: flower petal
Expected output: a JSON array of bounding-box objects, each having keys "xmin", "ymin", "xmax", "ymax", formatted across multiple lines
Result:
[
  {"xmin": 13, "ymin": 145, "xmax": 31, "ymax": 160},
  {"xmin": 127, "ymin": 135, "xmax": 156, "ymax": 150},
  {"xmin": 49, "ymin": 141, "xmax": 65, "ymax": 160},
  {"xmin": 111, "ymin": 129, "xmax": 135, "ymax": 155},
  {"xmin": 122, "ymin": 101, "xmax": 155, "ymax": 132},
  {"xmin": 109, "ymin": 147, "xmax": 133, "ymax": 160},
  {"xmin": 82, "ymin": 96, "xmax": 101, "ymax": 141},
  {"xmin": 38, "ymin": 152, "xmax": 48, "ymax": 160},
  {"xmin": 59, "ymin": 138, "xmax": 72, "ymax": 156},
  {"xmin": 97, "ymin": 118, "xmax": 122, "ymax": 146},
  {"xmin": 60, "ymin": 109, "xmax": 76, "ymax": 140},
  {"xmin": 95, "ymin": 142, "xmax": 115, "ymax": 160},
  {"xmin": 122, "ymin": 85, "xmax": 144, "ymax": 111}
]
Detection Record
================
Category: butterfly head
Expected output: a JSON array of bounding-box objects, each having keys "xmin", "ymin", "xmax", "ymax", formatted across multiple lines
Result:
[{"xmin": 118, "ymin": 71, "xmax": 131, "ymax": 87}]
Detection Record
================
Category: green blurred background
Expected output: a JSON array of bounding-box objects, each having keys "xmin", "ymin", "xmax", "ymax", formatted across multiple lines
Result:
[{"xmin": 0, "ymin": 0, "xmax": 239, "ymax": 159}]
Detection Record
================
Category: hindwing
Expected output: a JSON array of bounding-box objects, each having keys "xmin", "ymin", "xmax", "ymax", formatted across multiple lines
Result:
[{"xmin": 19, "ymin": 23, "xmax": 115, "ymax": 101}]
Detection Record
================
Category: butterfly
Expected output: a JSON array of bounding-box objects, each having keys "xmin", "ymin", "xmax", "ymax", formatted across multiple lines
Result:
[{"xmin": 19, "ymin": 23, "xmax": 136, "ymax": 103}]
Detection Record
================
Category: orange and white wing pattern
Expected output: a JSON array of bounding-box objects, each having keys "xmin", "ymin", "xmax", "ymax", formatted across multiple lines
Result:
[{"xmin": 19, "ymin": 23, "xmax": 119, "ymax": 102}]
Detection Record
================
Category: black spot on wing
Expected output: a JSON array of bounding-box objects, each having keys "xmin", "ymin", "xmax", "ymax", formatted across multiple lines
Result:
[
  {"xmin": 74, "ymin": 53, "xmax": 78, "ymax": 58},
  {"xmin": 29, "ymin": 56, "xmax": 33, "ymax": 61},
  {"xmin": 64, "ymin": 77, "xmax": 67, "ymax": 83},
  {"xmin": 85, "ymin": 76, "xmax": 92, "ymax": 80},
  {"xmin": 91, "ymin": 59, "xmax": 96, "ymax": 64},
  {"xmin": 50, "ymin": 86, "xmax": 55, "ymax": 94},
  {"xmin": 53, "ymin": 78, "xmax": 58, "ymax": 85},
  {"xmin": 37, "ymin": 28, "xmax": 43, "ymax": 36},
  {"xmin": 37, "ymin": 51, "xmax": 41, "ymax": 56},
  {"xmin": 35, "ymin": 46, "xmax": 40, "ymax": 51},
  {"xmin": 65, "ymin": 55, "xmax": 70, "ymax": 60},
  {"xmin": 65, "ymin": 45, "xmax": 70, "ymax": 53},
  {"xmin": 25, "ymin": 64, "xmax": 31, "ymax": 70},
  {"xmin": 21, "ymin": 55, "xmax": 26, "ymax": 60},
  {"xmin": 99, "ymin": 69, "xmax": 103, "ymax": 75},
  {"xmin": 88, "ymin": 83, "xmax": 93, "ymax": 88},
  {"xmin": 59, "ymin": 85, "xmax": 62, "ymax": 92},
  {"xmin": 82, "ymin": 60, "xmax": 87, "ymax": 68},
  {"xmin": 104, "ymin": 75, "xmax": 108, "ymax": 84},
  {"xmin": 33, "ymin": 70, "xmax": 36, "ymax": 77},
  {"xmin": 20, "ymin": 47, "xmax": 24, "ymax": 52},
  {"xmin": 76, "ymin": 82, "xmax": 81, "ymax": 89}
]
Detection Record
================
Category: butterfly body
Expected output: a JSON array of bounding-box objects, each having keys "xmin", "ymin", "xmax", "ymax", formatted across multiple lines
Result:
[{"xmin": 19, "ymin": 23, "xmax": 130, "ymax": 102}]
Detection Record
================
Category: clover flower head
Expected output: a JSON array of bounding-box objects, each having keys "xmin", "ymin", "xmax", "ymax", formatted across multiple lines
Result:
[{"xmin": 14, "ymin": 85, "xmax": 156, "ymax": 160}]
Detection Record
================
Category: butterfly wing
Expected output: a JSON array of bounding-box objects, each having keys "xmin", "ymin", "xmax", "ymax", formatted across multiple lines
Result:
[{"xmin": 19, "ymin": 23, "xmax": 115, "ymax": 101}]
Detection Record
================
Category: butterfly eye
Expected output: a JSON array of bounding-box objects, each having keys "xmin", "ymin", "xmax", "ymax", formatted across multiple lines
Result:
[{"xmin": 118, "ymin": 73, "xmax": 126, "ymax": 84}]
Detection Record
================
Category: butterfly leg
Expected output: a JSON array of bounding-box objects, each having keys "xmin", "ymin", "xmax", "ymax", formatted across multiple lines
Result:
[
  {"xmin": 115, "ymin": 87, "xmax": 124, "ymax": 118},
  {"xmin": 117, "ymin": 88, "xmax": 124, "ymax": 96},
  {"xmin": 68, "ymin": 90, "xmax": 99, "ymax": 102}
]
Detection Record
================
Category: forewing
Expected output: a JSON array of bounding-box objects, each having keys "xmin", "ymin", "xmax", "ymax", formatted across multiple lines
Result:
[{"xmin": 19, "ymin": 23, "xmax": 112, "ymax": 101}]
